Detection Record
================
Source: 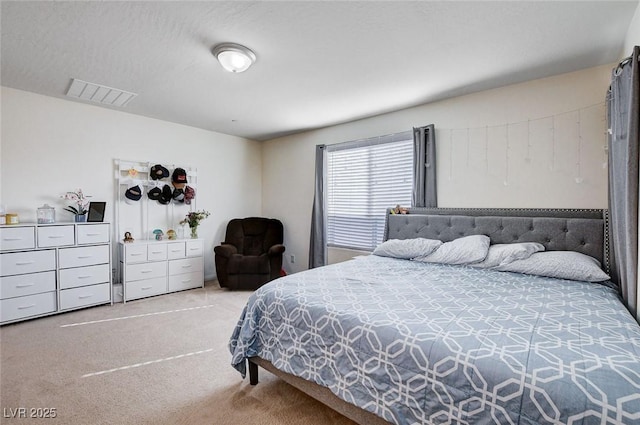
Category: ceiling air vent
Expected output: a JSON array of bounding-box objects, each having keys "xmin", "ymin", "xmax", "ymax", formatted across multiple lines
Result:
[{"xmin": 66, "ymin": 78, "xmax": 137, "ymax": 107}]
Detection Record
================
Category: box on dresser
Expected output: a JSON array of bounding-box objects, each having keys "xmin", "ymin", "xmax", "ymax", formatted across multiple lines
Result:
[{"xmin": 0, "ymin": 222, "xmax": 112, "ymax": 325}]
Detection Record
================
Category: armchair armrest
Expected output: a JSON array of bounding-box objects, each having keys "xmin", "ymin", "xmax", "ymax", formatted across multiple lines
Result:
[
  {"xmin": 214, "ymin": 243, "xmax": 238, "ymax": 258},
  {"xmin": 268, "ymin": 244, "xmax": 286, "ymax": 256}
]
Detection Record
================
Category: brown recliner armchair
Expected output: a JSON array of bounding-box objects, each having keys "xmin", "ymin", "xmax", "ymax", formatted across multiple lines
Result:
[{"xmin": 214, "ymin": 217, "xmax": 285, "ymax": 290}]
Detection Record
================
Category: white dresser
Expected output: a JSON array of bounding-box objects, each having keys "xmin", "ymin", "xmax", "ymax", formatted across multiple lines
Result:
[
  {"xmin": 0, "ymin": 222, "xmax": 112, "ymax": 325},
  {"xmin": 118, "ymin": 239, "xmax": 204, "ymax": 302}
]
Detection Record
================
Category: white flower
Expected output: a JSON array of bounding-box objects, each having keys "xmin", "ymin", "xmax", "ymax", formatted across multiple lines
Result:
[{"xmin": 61, "ymin": 189, "xmax": 90, "ymax": 215}]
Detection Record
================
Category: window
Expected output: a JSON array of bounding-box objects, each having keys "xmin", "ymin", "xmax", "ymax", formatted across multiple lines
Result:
[{"xmin": 326, "ymin": 131, "xmax": 413, "ymax": 251}]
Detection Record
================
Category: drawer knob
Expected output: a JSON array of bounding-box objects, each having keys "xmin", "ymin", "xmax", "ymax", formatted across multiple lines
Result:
[
  {"xmin": 17, "ymin": 304, "xmax": 36, "ymax": 310},
  {"xmin": 48, "ymin": 235, "xmax": 65, "ymax": 239},
  {"xmin": 78, "ymin": 294, "xmax": 93, "ymax": 299},
  {"xmin": 141, "ymin": 286, "xmax": 152, "ymax": 290},
  {"xmin": 182, "ymin": 265, "xmax": 192, "ymax": 269},
  {"xmin": 86, "ymin": 233, "xmax": 100, "ymax": 236},
  {"xmin": 131, "ymin": 253, "xmax": 143, "ymax": 256},
  {"xmin": 141, "ymin": 270, "xmax": 152, "ymax": 274},
  {"xmin": 78, "ymin": 255, "xmax": 93, "ymax": 259},
  {"xmin": 16, "ymin": 283, "xmax": 35, "ymax": 288},
  {"xmin": 3, "ymin": 237, "xmax": 23, "ymax": 241},
  {"xmin": 15, "ymin": 261, "xmax": 35, "ymax": 266},
  {"xmin": 78, "ymin": 275, "xmax": 92, "ymax": 279}
]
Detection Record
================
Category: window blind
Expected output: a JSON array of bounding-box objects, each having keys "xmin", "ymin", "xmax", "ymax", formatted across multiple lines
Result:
[{"xmin": 326, "ymin": 132, "xmax": 413, "ymax": 251}]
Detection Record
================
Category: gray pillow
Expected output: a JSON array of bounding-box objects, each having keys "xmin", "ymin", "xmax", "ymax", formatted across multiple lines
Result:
[
  {"xmin": 413, "ymin": 235, "xmax": 490, "ymax": 265},
  {"xmin": 471, "ymin": 242, "xmax": 546, "ymax": 269},
  {"xmin": 495, "ymin": 251, "xmax": 610, "ymax": 282},
  {"xmin": 372, "ymin": 238, "xmax": 442, "ymax": 259}
]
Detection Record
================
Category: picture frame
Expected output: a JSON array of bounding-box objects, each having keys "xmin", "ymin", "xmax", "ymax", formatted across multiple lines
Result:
[{"xmin": 87, "ymin": 202, "xmax": 106, "ymax": 222}]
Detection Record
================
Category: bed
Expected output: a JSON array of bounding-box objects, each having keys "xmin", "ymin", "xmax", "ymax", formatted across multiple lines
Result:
[{"xmin": 229, "ymin": 208, "xmax": 640, "ymax": 425}]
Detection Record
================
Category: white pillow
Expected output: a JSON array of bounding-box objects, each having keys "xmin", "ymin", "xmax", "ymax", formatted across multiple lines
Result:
[
  {"xmin": 413, "ymin": 235, "xmax": 490, "ymax": 265},
  {"xmin": 372, "ymin": 238, "xmax": 442, "ymax": 259},
  {"xmin": 471, "ymin": 242, "xmax": 546, "ymax": 269},
  {"xmin": 495, "ymin": 251, "xmax": 610, "ymax": 282}
]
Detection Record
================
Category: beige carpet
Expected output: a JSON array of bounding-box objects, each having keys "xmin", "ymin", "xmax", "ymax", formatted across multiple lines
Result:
[{"xmin": 0, "ymin": 283, "xmax": 357, "ymax": 425}]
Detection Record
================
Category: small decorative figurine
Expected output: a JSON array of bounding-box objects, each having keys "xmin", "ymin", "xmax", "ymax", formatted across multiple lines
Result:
[
  {"xmin": 152, "ymin": 229, "xmax": 164, "ymax": 241},
  {"xmin": 123, "ymin": 232, "xmax": 134, "ymax": 243},
  {"xmin": 166, "ymin": 229, "xmax": 177, "ymax": 240},
  {"xmin": 392, "ymin": 204, "xmax": 408, "ymax": 214}
]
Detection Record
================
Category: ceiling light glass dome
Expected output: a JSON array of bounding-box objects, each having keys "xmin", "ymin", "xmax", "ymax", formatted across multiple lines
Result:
[{"xmin": 212, "ymin": 43, "xmax": 256, "ymax": 73}]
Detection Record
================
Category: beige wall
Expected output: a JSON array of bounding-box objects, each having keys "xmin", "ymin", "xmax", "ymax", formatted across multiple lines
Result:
[
  {"xmin": 0, "ymin": 87, "xmax": 263, "ymax": 280},
  {"xmin": 263, "ymin": 64, "xmax": 613, "ymax": 273},
  {"xmin": 0, "ymin": 64, "xmax": 625, "ymax": 279},
  {"xmin": 624, "ymin": 2, "xmax": 640, "ymax": 55}
]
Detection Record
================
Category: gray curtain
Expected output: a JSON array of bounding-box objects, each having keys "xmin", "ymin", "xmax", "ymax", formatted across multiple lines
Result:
[
  {"xmin": 412, "ymin": 124, "xmax": 437, "ymax": 207},
  {"xmin": 309, "ymin": 144, "xmax": 326, "ymax": 268},
  {"xmin": 608, "ymin": 46, "xmax": 639, "ymax": 319}
]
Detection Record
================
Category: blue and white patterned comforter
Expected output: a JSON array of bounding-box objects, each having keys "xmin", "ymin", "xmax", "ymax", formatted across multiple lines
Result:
[{"xmin": 229, "ymin": 255, "xmax": 640, "ymax": 424}]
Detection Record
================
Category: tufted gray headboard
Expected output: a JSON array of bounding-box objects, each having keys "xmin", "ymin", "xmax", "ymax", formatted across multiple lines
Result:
[{"xmin": 384, "ymin": 207, "xmax": 613, "ymax": 279}]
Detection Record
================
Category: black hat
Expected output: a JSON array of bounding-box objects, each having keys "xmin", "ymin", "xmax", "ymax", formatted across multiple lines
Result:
[
  {"xmin": 172, "ymin": 168, "xmax": 187, "ymax": 185},
  {"xmin": 150, "ymin": 164, "xmax": 169, "ymax": 180},
  {"xmin": 158, "ymin": 184, "xmax": 172, "ymax": 204},
  {"xmin": 125, "ymin": 185, "xmax": 142, "ymax": 201},
  {"xmin": 172, "ymin": 188, "xmax": 185, "ymax": 203},
  {"xmin": 147, "ymin": 186, "xmax": 162, "ymax": 200}
]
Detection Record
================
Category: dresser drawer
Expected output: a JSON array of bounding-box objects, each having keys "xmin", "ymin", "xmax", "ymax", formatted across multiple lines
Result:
[
  {"xmin": 1, "ymin": 250, "xmax": 56, "ymax": 277},
  {"xmin": 0, "ymin": 226, "xmax": 35, "ymax": 251},
  {"xmin": 59, "ymin": 244, "xmax": 109, "ymax": 269},
  {"xmin": 37, "ymin": 225, "xmax": 75, "ymax": 248},
  {"xmin": 167, "ymin": 242, "xmax": 186, "ymax": 260},
  {"xmin": 124, "ymin": 244, "xmax": 147, "ymax": 263},
  {"xmin": 77, "ymin": 224, "xmax": 110, "ymax": 245},
  {"xmin": 126, "ymin": 261, "xmax": 166, "ymax": 281},
  {"xmin": 0, "ymin": 271, "xmax": 56, "ymax": 299},
  {"xmin": 147, "ymin": 243, "xmax": 167, "ymax": 261},
  {"xmin": 186, "ymin": 240, "xmax": 203, "ymax": 258},
  {"xmin": 169, "ymin": 257, "xmax": 203, "ymax": 276},
  {"xmin": 60, "ymin": 283, "xmax": 110, "ymax": 310},
  {"xmin": 168, "ymin": 271, "xmax": 202, "ymax": 292},
  {"xmin": 1, "ymin": 291, "xmax": 56, "ymax": 323},
  {"xmin": 60, "ymin": 263, "xmax": 110, "ymax": 290},
  {"xmin": 126, "ymin": 277, "xmax": 166, "ymax": 300}
]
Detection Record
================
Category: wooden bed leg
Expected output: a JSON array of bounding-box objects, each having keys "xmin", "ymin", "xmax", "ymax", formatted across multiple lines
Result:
[{"xmin": 249, "ymin": 359, "xmax": 259, "ymax": 385}]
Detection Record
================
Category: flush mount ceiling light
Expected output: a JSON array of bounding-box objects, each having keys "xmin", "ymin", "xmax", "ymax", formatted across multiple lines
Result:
[{"xmin": 212, "ymin": 43, "xmax": 256, "ymax": 73}]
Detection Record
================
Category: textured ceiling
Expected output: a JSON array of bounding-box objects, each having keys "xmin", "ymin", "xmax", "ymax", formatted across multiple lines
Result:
[{"xmin": 1, "ymin": 1, "xmax": 637, "ymax": 141}]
